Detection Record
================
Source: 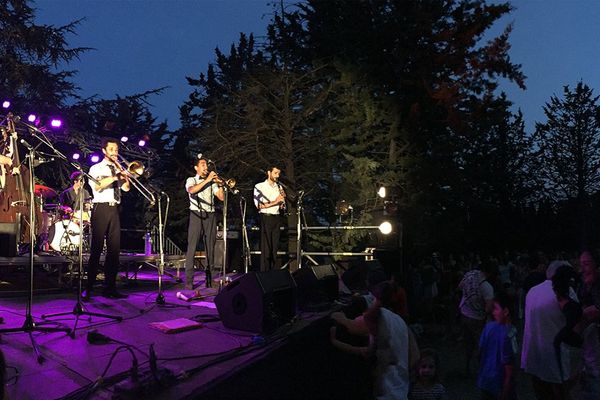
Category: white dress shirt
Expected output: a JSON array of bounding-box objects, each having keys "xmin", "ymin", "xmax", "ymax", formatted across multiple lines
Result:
[
  {"xmin": 89, "ymin": 159, "xmax": 122, "ymax": 204},
  {"xmin": 254, "ymin": 179, "xmax": 281, "ymax": 215},
  {"xmin": 186, "ymin": 175, "xmax": 219, "ymax": 212}
]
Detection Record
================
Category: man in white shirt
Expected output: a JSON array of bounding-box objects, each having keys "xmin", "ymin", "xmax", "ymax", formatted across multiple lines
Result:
[
  {"xmin": 83, "ymin": 138, "xmax": 130, "ymax": 300},
  {"xmin": 184, "ymin": 156, "xmax": 224, "ymax": 289},
  {"xmin": 253, "ymin": 166, "xmax": 285, "ymax": 271},
  {"xmin": 521, "ymin": 260, "xmax": 578, "ymax": 399}
]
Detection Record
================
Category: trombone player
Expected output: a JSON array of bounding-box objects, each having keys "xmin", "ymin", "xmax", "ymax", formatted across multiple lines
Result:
[
  {"xmin": 83, "ymin": 137, "xmax": 130, "ymax": 301},
  {"xmin": 184, "ymin": 155, "xmax": 224, "ymax": 289}
]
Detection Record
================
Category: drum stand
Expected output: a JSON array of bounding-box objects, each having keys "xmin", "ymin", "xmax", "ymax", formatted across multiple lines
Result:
[{"xmin": 0, "ymin": 146, "xmax": 71, "ymax": 364}]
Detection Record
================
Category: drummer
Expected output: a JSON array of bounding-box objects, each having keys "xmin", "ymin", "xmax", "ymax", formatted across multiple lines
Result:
[{"xmin": 59, "ymin": 171, "xmax": 92, "ymax": 218}]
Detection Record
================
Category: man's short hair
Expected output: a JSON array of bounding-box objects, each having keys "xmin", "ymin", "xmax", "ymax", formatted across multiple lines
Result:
[
  {"xmin": 546, "ymin": 260, "xmax": 572, "ymax": 280},
  {"xmin": 70, "ymin": 171, "xmax": 83, "ymax": 183},
  {"xmin": 101, "ymin": 137, "xmax": 119, "ymax": 149},
  {"xmin": 266, "ymin": 165, "xmax": 280, "ymax": 174}
]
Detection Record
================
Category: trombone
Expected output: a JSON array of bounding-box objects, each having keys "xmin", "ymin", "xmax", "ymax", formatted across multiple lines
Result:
[{"xmin": 114, "ymin": 155, "xmax": 156, "ymax": 205}]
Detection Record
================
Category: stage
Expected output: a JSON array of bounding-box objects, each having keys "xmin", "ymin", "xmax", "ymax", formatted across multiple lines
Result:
[{"xmin": 0, "ymin": 261, "xmax": 355, "ymax": 400}]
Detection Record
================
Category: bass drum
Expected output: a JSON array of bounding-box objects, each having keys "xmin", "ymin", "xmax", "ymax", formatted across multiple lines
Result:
[{"xmin": 48, "ymin": 220, "xmax": 80, "ymax": 252}]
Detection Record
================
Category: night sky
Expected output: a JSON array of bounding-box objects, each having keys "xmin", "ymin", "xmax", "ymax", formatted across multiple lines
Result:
[
  {"xmin": 34, "ymin": 0, "xmax": 600, "ymax": 133},
  {"xmin": 34, "ymin": 0, "xmax": 274, "ymax": 129}
]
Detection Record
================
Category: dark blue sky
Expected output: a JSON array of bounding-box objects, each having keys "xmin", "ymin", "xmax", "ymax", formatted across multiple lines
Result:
[
  {"xmin": 35, "ymin": 0, "xmax": 274, "ymax": 129},
  {"xmin": 35, "ymin": 0, "xmax": 600, "ymax": 133}
]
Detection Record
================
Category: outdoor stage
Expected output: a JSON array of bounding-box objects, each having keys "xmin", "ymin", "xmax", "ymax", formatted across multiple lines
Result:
[{"xmin": 0, "ymin": 257, "xmax": 355, "ymax": 400}]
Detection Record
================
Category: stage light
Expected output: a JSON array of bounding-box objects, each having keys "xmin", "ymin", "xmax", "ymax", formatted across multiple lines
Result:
[
  {"xmin": 72, "ymin": 153, "xmax": 80, "ymax": 160},
  {"xmin": 27, "ymin": 114, "xmax": 37, "ymax": 123},
  {"xmin": 377, "ymin": 186, "xmax": 386, "ymax": 198},
  {"xmin": 138, "ymin": 139, "xmax": 146, "ymax": 147},
  {"xmin": 90, "ymin": 154, "xmax": 100, "ymax": 163},
  {"xmin": 2, "ymin": 101, "xmax": 10, "ymax": 109},
  {"xmin": 50, "ymin": 118, "xmax": 62, "ymax": 128},
  {"xmin": 378, "ymin": 221, "xmax": 393, "ymax": 235},
  {"xmin": 120, "ymin": 136, "xmax": 129, "ymax": 143}
]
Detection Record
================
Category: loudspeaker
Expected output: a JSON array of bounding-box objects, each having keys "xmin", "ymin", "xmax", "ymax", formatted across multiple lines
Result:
[
  {"xmin": 215, "ymin": 270, "xmax": 297, "ymax": 333},
  {"xmin": 293, "ymin": 264, "xmax": 339, "ymax": 307},
  {"xmin": 0, "ymin": 222, "xmax": 18, "ymax": 257}
]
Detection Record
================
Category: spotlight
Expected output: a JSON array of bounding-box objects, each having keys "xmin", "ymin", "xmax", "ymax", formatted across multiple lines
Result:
[
  {"xmin": 50, "ymin": 118, "xmax": 62, "ymax": 128},
  {"xmin": 27, "ymin": 114, "xmax": 37, "ymax": 123},
  {"xmin": 378, "ymin": 221, "xmax": 393, "ymax": 235},
  {"xmin": 138, "ymin": 139, "xmax": 146, "ymax": 147},
  {"xmin": 377, "ymin": 186, "xmax": 386, "ymax": 198},
  {"xmin": 90, "ymin": 154, "xmax": 100, "ymax": 163},
  {"xmin": 72, "ymin": 153, "xmax": 80, "ymax": 160},
  {"xmin": 2, "ymin": 101, "xmax": 10, "ymax": 109},
  {"xmin": 120, "ymin": 136, "xmax": 129, "ymax": 143}
]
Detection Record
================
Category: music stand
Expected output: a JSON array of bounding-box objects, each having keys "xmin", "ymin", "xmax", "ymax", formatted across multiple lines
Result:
[{"xmin": 0, "ymin": 130, "xmax": 71, "ymax": 364}]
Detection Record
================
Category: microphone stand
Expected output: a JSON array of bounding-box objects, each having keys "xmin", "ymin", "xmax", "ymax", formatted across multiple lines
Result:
[
  {"xmin": 0, "ymin": 133, "xmax": 71, "ymax": 364},
  {"xmin": 21, "ymin": 124, "xmax": 123, "ymax": 333},
  {"xmin": 240, "ymin": 197, "xmax": 251, "ymax": 273},
  {"xmin": 142, "ymin": 190, "xmax": 189, "ymax": 312}
]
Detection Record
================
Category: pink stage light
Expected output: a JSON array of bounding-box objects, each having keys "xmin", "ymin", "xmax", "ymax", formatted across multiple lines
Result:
[
  {"xmin": 2, "ymin": 101, "xmax": 10, "ymax": 109},
  {"xmin": 50, "ymin": 119, "xmax": 62, "ymax": 128},
  {"xmin": 27, "ymin": 114, "xmax": 37, "ymax": 123},
  {"xmin": 72, "ymin": 153, "xmax": 80, "ymax": 160},
  {"xmin": 138, "ymin": 139, "xmax": 146, "ymax": 147},
  {"xmin": 120, "ymin": 136, "xmax": 129, "ymax": 143},
  {"xmin": 90, "ymin": 155, "xmax": 100, "ymax": 163}
]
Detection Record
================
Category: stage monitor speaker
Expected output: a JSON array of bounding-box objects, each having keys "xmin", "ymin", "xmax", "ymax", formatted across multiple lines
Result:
[
  {"xmin": 293, "ymin": 264, "xmax": 338, "ymax": 307},
  {"xmin": 0, "ymin": 222, "xmax": 18, "ymax": 257},
  {"xmin": 214, "ymin": 270, "xmax": 297, "ymax": 333}
]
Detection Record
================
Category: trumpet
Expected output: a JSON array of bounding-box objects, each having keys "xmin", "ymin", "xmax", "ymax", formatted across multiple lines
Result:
[
  {"xmin": 214, "ymin": 175, "xmax": 238, "ymax": 194},
  {"xmin": 113, "ymin": 155, "xmax": 156, "ymax": 205}
]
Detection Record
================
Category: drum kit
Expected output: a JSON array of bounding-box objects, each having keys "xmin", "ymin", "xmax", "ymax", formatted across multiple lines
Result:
[{"xmin": 35, "ymin": 184, "xmax": 92, "ymax": 254}]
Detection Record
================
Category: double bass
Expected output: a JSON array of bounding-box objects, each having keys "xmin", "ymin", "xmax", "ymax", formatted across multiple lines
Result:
[{"xmin": 0, "ymin": 114, "xmax": 40, "ymax": 247}]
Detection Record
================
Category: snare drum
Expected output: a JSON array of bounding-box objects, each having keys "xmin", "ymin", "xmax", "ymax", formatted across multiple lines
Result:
[{"xmin": 48, "ymin": 220, "xmax": 81, "ymax": 252}]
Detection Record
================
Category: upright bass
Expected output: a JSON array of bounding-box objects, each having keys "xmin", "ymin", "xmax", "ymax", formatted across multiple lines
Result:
[{"xmin": 0, "ymin": 114, "xmax": 40, "ymax": 246}]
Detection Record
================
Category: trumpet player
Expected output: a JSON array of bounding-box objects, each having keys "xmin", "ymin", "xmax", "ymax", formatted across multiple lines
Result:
[
  {"xmin": 184, "ymin": 155, "xmax": 224, "ymax": 289},
  {"xmin": 254, "ymin": 165, "xmax": 285, "ymax": 271},
  {"xmin": 83, "ymin": 138, "xmax": 130, "ymax": 301}
]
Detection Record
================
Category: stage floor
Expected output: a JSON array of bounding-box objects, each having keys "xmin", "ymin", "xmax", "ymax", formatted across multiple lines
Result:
[{"xmin": 0, "ymin": 268, "xmax": 335, "ymax": 400}]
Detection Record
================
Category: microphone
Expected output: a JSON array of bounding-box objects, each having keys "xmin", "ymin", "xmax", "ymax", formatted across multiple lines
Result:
[
  {"xmin": 34, "ymin": 156, "xmax": 55, "ymax": 165},
  {"xmin": 176, "ymin": 291, "xmax": 190, "ymax": 302},
  {"xmin": 19, "ymin": 138, "xmax": 34, "ymax": 150}
]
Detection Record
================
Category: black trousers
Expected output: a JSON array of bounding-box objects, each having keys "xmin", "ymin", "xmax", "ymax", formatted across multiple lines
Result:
[
  {"xmin": 185, "ymin": 210, "xmax": 217, "ymax": 285},
  {"xmin": 88, "ymin": 203, "xmax": 121, "ymax": 290},
  {"xmin": 260, "ymin": 213, "xmax": 281, "ymax": 271}
]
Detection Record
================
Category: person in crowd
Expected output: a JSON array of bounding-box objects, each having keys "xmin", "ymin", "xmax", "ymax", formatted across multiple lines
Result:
[
  {"xmin": 330, "ymin": 281, "xmax": 412, "ymax": 400},
  {"xmin": 551, "ymin": 265, "xmax": 583, "ymax": 394},
  {"xmin": 457, "ymin": 259, "xmax": 496, "ymax": 375},
  {"xmin": 409, "ymin": 348, "xmax": 447, "ymax": 400},
  {"xmin": 577, "ymin": 250, "xmax": 600, "ymax": 400},
  {"xmin": 477, "ymin": 292, "xmax": 518, "ymax": 400},
  {"xmin": 521, "ymin": 260, "xmax": 579, "ymax": 400}
]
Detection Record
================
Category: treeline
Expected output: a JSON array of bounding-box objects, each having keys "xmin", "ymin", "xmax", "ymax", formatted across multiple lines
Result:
[{"xmin": 3, "ymin": 0, "xmax": 600, "ymax": 256}]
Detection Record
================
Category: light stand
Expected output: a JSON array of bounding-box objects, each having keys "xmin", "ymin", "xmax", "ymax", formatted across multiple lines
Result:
[
  {"xmin": 239, "ymin": 197, "xmax": 251, "ymax": 273},
  {"xmin": 0, "ymin": 139, "xmax": 71, "ymax": 363}
]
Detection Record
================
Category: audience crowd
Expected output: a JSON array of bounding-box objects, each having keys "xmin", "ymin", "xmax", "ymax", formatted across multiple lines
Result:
[{"xmin": 329, "ymin": 249, "xmax": 600, "ymax": 400}]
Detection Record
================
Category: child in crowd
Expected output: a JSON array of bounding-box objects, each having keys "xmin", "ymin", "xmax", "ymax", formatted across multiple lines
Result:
[
  {"xmin": 477, "ymin": 292, "xmax": 518, "ymax": 400},
  {"xmin": 409, "ymin": 348, "xmax": 447, "ymax": 400}
]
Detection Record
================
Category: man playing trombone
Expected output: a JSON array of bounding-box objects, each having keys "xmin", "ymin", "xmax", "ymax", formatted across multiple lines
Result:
[
  {"xmin": 83, "ymin": 137, "xmax": 130, "ymax": 300},
  {"xmin": 184, "ymin": 155, "xmax": 224, "ymax": 289}
]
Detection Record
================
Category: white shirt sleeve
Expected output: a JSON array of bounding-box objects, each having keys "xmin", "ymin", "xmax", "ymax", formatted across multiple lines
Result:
[{"xmin": 481, "ymin": 281, "xmax": 494, "ymax": 301}]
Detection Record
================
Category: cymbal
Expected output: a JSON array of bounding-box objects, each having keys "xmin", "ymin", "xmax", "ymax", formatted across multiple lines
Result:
[{"xmin": 34, "ymin": 184, "xmax": 57, "ymax": 198}]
